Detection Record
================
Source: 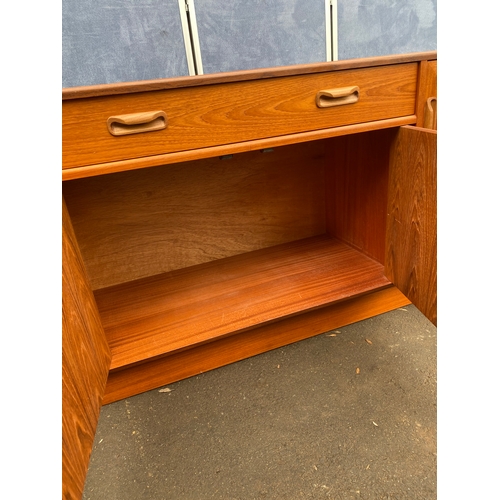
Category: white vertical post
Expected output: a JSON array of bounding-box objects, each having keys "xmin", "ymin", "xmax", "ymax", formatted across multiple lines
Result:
[
  {"xmin": 325, "ymin": 0, "xmax": 338, "ymax": 62},
  {"xmin": 331, "ymin": 0, "xmax": 338, "ymax": 61},
  {"xmin": 325, "ymin": 0, "xmax": 332, "ymax": 61},
  {"xmin": 178, "ymin": 0, "xmax": 196, "ymax": 75},
  {"xmin": 178, "ymin": 0, "xmax": 204, "ymax": 75},
  {"xmin": 186, "ymin": 0, "xmax": 204, "ymax": 75}
]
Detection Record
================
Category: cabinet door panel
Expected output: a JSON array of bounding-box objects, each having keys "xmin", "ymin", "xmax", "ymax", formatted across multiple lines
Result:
[
  {"xmin": 385, "ymin": 126, "xmax": 437, "ymax": 325},
  {"xmin": 62, "ymin": 199, "xmax": 111, "ymax": 499}
]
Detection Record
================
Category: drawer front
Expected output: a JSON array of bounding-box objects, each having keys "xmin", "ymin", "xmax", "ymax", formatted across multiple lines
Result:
[{"xmin": 63, "ymin": 63, "xmax": 417, "ymax": 169}]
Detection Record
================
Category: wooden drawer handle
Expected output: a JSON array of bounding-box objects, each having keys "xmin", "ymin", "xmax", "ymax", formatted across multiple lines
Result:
[
  {"xmin": 107, "ymin": 111, "xmax": 167, "ymax": 136},
  {"xmin": 423, "ymin": 97, "xmax": 437, "ymax": 130},
  {"xmin": 315, "ymin": 86, "xmax": 359, "ymax": 108}
]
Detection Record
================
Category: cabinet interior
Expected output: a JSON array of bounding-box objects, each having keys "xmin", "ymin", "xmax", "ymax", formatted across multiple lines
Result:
[{"xmin": 62, "ymin": 128, "xmax": 397, "ymax": 378}]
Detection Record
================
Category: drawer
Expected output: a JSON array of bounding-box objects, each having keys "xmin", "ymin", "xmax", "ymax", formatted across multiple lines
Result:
[{"xmin": 62, "ymin": 63, "xmax": 417, "ymax": 170}]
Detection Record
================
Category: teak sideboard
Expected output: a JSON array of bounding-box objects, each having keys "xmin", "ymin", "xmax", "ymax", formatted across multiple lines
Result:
[{"xmin": 62, "ymin": 52, "xmax": 437, "ymax": 499}]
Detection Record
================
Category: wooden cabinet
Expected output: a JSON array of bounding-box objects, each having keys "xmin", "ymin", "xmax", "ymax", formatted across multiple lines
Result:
[{"xmin": 62, "ymin": 51, "xmax": 437, "ymax": 499}]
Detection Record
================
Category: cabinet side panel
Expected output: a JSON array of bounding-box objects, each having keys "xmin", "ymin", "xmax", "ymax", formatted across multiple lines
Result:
[
  {"xmin": 62, "ymin": 199, "xmax": 111, "ymax": 499},
  {"xmin": 385, "ymin": 126, "xmax": 437, "ymax": 325},
  {"xmin": 325, "ymin": 129, "xmax": 396, "ymax": 263}
]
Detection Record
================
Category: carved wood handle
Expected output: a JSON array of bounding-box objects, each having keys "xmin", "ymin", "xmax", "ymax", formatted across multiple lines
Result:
[
  {"xmin": 315, "ymin": 86, "xmax": 360, "ymax": 108},
  {"xmin": 423, "ymin": 97, "xmax": 437, "ymax": 130},
  {"xmin": 107, "ymin": 111, "xmax": 167, "ymax": 136}
]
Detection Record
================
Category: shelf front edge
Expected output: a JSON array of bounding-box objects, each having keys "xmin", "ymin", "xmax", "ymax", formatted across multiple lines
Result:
[{"xmin": 103, "ymin": 285, "xmax": 411, "ymax": 404}]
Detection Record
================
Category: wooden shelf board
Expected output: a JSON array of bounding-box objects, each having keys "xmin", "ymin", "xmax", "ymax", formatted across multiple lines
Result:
[
  {"xmin": 94, "ymin": 234, "xmax": 391, "ymax": 371},
  {"xmin": 103, "ymin": 286, "xmax": 410, "ymax": 404}
]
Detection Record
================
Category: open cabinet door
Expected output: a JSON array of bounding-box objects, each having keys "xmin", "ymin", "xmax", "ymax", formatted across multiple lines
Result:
[
  {"xmin": 385, "ymin": 125, "xmax": 437, "ymax": 326},
  {"xmin": 62, "ymin": 198, "xmax": 111, "ymax": 499}
]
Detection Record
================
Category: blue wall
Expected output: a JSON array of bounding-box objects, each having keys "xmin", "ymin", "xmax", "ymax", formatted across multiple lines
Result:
[
  {"xmin": 62, "ymin": 0, "xmax": 189, "ymax": 87},
  {"xmin": 195, "ymin": 0, "xmax": 326, "ymax": 74},
  {"xmin": 62, "ymin": 0, "xmax": 437, "ymax": 87},
  {"xmin": 338, "ymin": 0, "xmax": 437, "ymax": 59}
]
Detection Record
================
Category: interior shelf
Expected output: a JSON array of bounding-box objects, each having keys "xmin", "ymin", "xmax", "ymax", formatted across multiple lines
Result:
[{"xmin": 94, "ymin": 234, "xmax": 391, "ymax": 371}]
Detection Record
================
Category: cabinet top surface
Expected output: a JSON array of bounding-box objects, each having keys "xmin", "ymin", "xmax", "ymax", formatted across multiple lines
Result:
[{"xmin": 62, "ymin": 51, "xmax": 437, "ymax": 101}]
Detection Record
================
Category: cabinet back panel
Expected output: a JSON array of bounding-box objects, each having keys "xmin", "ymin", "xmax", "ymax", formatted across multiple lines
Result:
[{"xmin": 63, "ymin": 142, "xmax": 326, "ymax": 290}]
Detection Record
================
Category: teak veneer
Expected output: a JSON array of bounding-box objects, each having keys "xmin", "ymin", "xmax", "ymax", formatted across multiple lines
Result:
[
  {"xmin": 62, "ymin": 52, "xmax": 437, "ymax": 500},
  {"xmin": 62, "ymin": 62, "xmax": 418, "ymax": 169},
  {"xmin": 97, "ymin": 235, "xmax": 392, "ymax": 371}
]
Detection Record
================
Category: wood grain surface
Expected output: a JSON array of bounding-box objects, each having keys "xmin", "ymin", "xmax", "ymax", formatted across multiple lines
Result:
[
  {"xmin": 62, "ymin": 199, "xmax": 111, "ymax": 499},
  {"xmin": 103, "ymin": 286, "xmax": 410, "ymax": 404},
  {"xmin": 95, "ymin": 235, "xmax": 392, "ymax": 371},
  {"xmin": 416, "ymin": 59, "xmax": 437, "ymax": 128},
  {"xmin": 63, "ymin": 142, "xmax": 326, "ymax": 289},
  {"xmin": 62, "ymin": 116, "xmax": 416, "ymax": 181},
  {"xmin": 385, "ymin": 126, "xmax": 437, "ymax": 325},
  {"xmin": 63, "ymin": 63, "xmax": 417, "ymax": 169},
  {"xmin": 325, "ymin": 128, "xmax": 398, "ymax": 264},
  {"xmin": 62, "ymin": 51, "xmax": 437, "ymax": 100}
]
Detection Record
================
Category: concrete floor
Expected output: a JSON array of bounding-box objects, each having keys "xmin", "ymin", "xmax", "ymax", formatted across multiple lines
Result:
[{"xmin": 83, "ymin": 304, "xmax": 436, "ymax": 500}]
